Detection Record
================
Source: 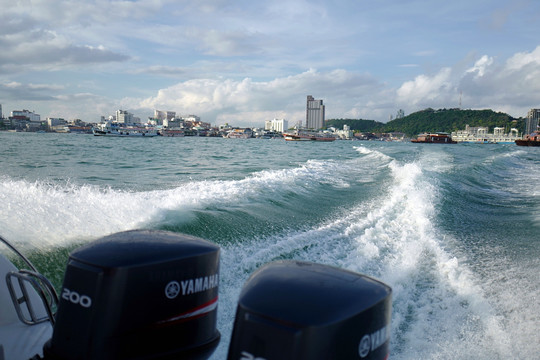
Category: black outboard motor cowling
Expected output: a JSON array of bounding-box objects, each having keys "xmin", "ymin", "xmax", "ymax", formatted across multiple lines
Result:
[
  {"xmin": 227, "ymin": 260, "xmax": 392, "ymax": 360},
  {"xmin": 43, "ymin": 230, "xmax": 220, "ymax": 360}
]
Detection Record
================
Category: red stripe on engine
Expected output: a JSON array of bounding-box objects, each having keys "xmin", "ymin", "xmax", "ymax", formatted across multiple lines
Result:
[{"xmin": 155, "ymin": 297, "xmax": 218, "ymax": 326}]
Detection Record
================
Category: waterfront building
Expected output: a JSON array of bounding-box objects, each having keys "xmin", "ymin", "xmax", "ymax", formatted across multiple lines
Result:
[
  {"xmin": 148, "ymin": 117, "xmax": 162, "ymax": 126},
  {"xmin": 46, "ymin": 117, "xmax": 67, "ymax": 131},
  {"xmin": 47, "ymin": 117, "xmax": 66, "ymax": 127},
  {"xmin": 526, "ymin": 109, "xmax": 540, "ymax": 134},
  {"xmin": 330, "ymin": 125, "xmax": 354, "ymax": 140},
  {"xmin": 451, "ymin": 125, "xmax": 520, "ymax": 143},
  {"xmin": 265, "ymin": 118, "xmax": 288, "ymax": 133},
  {"xmin": 219, "ymin": 123, "xmax": 233, "ymax": 132},
  {"xmin": 163, "ymin": 117, "xmax": 183, "ymax": 129},
  {"xmin": 306, "ymin": 95, "xmax": 325, "ymax": 130},
  {"xmin": 155, "ymin": 110, "xmax": 176, "ymax": 121},
  {"xmin": 182, "ymin": 116, "xmax": 208, "ymax": 130},
  {"xmin": 182, "ymin": 115, "xmax": 201, "ymax": 123},
  {"xmin": 0, "ymin": 104, "xmax": 2, "ymax": 119},
  {"xmin": 115, "ymin": 110, "xmax": 133, "ymax": 124},
  {"xmin": 155, "ymin": 110, "xmax": 165, "ymax": 120},
  {"xmin": 11, "ymin": 110, "xmax": 40, "ymax": 122},
  {"xmin": 25, "ymin": 122, "xmax": 44, "ymax": 132},
  {"xmin": 6, "ymin": 110, "xmax": 41, "ymax": 131}
]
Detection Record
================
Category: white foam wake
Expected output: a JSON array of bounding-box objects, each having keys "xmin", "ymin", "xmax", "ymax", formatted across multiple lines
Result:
[
  {"xmin": 212, "ymin": 152, "xmax": 513, "ymax": 359},
  {"xmin": 0, "ymin": 157, "xmax": 357, "ymax": 250}
]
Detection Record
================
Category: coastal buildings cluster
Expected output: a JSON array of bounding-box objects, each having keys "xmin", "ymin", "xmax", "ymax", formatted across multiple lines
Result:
[
  {"xmin": 450, "ymin": 125, "xmax": 521, "ymax": 143},
  {"xmin": 0, "ymin": 95, "xmax": 340, "ymax": 138},
  {"xmin": 448, "ymin": 109, "xmax": 539, "ymax": 143},
  {"xmin": 1, "ymin": 99, "xmax": 539, "ymax": 143},
  {"xmin": 0, "ymin": 107, "xmax": 213, "ymax": 135}
]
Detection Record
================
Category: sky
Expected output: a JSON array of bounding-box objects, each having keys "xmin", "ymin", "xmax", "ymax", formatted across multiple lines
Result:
[{"xmin": 1, "ymin": 0, "xmax": 540, "ymax": 127}]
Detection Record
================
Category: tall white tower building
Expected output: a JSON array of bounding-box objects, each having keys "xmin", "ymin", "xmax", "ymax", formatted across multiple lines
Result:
[{"xmin": 306, "ymin": 95, "xmax": 325, "ymax": 129}]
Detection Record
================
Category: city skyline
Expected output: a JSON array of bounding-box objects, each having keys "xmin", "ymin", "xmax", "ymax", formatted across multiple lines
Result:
[{"xmin": 1, "ymin": 1, "xmax": 540, "ymax": 127}]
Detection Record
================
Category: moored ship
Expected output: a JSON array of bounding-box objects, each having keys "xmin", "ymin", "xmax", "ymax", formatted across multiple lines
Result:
[
  {"xmin": 92, "ymin": 122, "xmax": 158, "ymax": 137},
  {"xmin": 283, "ymin": 129, "xmax": 336, "ymax": 142},
  {"xmin": 225, "ymin": 128, "xmax": 253, "ymax": 139},
  {"xmin": 515, "ymin": 131, "xmax": 540, "ymax": 146},
  {"xmin": 159, "ymin": 128, "xmax": 185, "ymax": 137},
  {"xmin": 411, "ymin": 133, "xmax": 457, "ymax": 144}
]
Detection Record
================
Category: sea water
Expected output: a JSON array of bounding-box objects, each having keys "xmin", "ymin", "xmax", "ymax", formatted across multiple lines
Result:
[{"xmin": 0, "ymin": 132, "xmax": 538, "ymax": 359}]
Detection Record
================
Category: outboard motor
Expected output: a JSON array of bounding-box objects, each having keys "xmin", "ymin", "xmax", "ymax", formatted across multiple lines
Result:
[
  {"xmin": 227, "ymin": 260, "xmax": 392, "ymax": 360},
  {"xmin": 43, "ymin": 230, "xmax": 220, "ymax": 360}
]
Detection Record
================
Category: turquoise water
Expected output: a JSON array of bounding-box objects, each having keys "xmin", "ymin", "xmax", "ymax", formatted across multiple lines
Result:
[{"xmin": 1, "ymin": 132, "xmax": 538, "ymax": 359}]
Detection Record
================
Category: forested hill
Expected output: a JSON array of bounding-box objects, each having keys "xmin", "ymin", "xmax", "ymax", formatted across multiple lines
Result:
[
  {"xmin": 379, "ymin": 108, "xmax": 522, "ymax": 136},
  {"xmin": 326, "ymin": 108, "xmax": 524, "ymax": 137}
]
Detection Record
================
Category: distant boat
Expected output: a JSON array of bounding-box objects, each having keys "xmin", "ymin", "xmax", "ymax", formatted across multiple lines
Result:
[
  {"xmin": 256, "ymin": 131, "xmax": 283, "ymax": 139},
  {"xmin": 411, "ymin": 133, "xmax": 457, "ymax": 144},
  {"xmin": 225, "ymin": 128, "xmax": 252, "ymax": 139},
  {"xmin": 159, "ymin": 128, "xmax": 185, "ymax": 137},
  {"xmin": 283, "ymin": 129, "xmax": 336, "ymax": 142},
  {"xmin": 515, "ymin": 131, "xmax": 540, "ymax": 146},
  {"xmin": 68, "ymin": 126, "xmax": 92, "ymax": 134},
  {"xmin": 92, "ymin": 122, "xmax": 157, "ymax": 137}
]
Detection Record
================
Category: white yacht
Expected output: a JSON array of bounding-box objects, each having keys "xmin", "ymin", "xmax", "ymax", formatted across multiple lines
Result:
[{"xmin": 92, "ymin": 122, "xmax": 158, "ymax": 137}]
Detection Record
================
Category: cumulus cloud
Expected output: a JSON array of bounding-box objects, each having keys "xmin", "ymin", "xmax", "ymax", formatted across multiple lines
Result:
[
  {"xmin": 395, "ymin": 46, "xmax": 540, "ymax": 116},
  {"xmin": 132, "ymin": 69, "xmax": 384, "ymax": 124},
  {"xmin": 0, "ymin": 29, "xmax": 129, "ymax": 73},
  {"xmin": 396, "ymin": 68, "xmax": 455, "ymax": 107},
  {"xmin": 466, "ymin": 55, "xmax": 494, "ymax": 77},
  {"xmin": 506, "ymin": 46, "xmax": 540, "ymax": 70},
  {"xmin": 0, "ymin": 2, "xmax": 135, "ymax": 73},
  {"xmin": 131, "ymin": 46, "xmax": 540, "ymax": 127},
  {"xmin": 0, "ymin": 82, "xmax": 63, "ymax": 101},
  {"xmin": 6, "ymin": 44, "xmax": 540, "ymax": 126}
]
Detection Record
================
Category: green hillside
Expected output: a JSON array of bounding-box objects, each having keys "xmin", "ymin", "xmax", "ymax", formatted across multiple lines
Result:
[{"xmin": 327, "ymin": 108, "xmax": 524, "ymax": 137}]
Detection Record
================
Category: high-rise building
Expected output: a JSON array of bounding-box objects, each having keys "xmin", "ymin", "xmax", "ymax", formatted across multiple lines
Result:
[
  {"xmin": 0, "ymin": 104, "xmax": 3, "ymax": 119},
  {"xmin": 526, "ymin": 108, "xmax": 540, "ymax": 134},
  {"xmin": 306, "ymin": 95, "xmax": 325, "ymax": 129}
]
